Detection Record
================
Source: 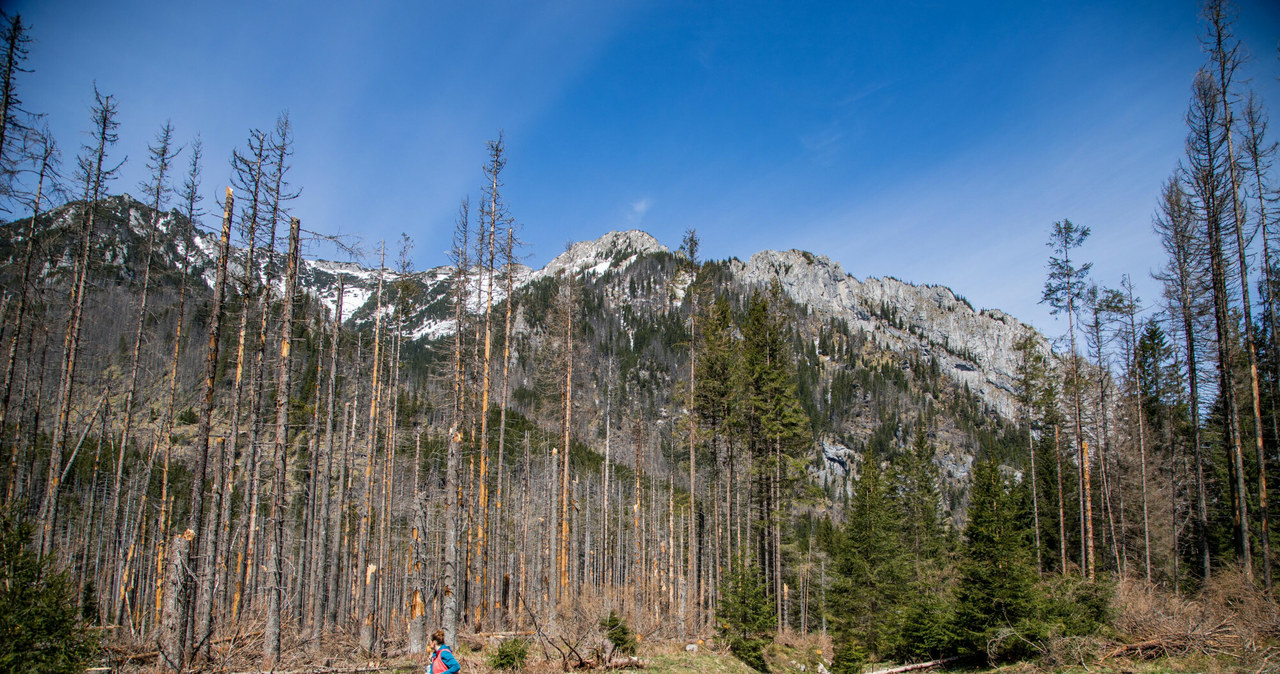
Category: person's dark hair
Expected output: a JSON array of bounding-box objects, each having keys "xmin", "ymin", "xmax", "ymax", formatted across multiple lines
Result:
[{"xmin": 432, "ymin": 629, "xmax": 446, "ymax": 646}]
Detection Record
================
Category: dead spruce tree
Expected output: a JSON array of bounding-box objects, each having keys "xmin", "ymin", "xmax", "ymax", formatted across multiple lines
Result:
[
  {"xmin": 39, "ymin": 86, "xmax": 121, "ymax": 558},
  {"xmin": 1, "ymin": 126, "xmax": 59, "ymax": 503},
  {"xmin": 263, "ymin": 216, "xmax": 301, "ymax": 667},
  {"xmin": 107, "ymin": 122, "xmax": 176, "ymax": 626}
]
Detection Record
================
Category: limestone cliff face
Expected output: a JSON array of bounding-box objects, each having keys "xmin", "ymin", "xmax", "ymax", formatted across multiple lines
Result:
[{"xmin": 730, "ymin": 248, "xmax": 1048, "ymax": 419}]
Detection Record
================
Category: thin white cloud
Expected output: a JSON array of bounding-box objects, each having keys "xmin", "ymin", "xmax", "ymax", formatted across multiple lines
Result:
[{"xmin": 628, "ymin": 197, "xmax": 652, "ymax": 223}]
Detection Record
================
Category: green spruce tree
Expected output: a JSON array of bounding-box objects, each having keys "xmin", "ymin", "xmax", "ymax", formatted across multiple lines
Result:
[
  {"xmin": 0, "ymin": 507, "xmax": 98, "ymax": 673},
  {"xmin": 953, "ymin": 460, "xmax": 1037, "ymax": 661},
  {"xmin": 830, "ymin": 457, "xmax": 909, "ymax": 671},
  {"xmin": 718, "ymin": 556, "xmax": 775, "ymax": 673}
]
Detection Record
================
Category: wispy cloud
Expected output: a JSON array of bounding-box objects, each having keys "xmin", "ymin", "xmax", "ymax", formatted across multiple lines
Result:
[
  {"xmin": 627, "ymin": 197, "xmax": 652, "ymax": 224},
  {"xmin": 800, "ymin": 127, "xmax": 844, "ymax": 166}
]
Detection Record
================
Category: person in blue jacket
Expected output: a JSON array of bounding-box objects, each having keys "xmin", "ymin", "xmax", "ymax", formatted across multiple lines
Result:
[{"xmin": 428, "ymin": 629, "xmax": 460, "ymax": 674}]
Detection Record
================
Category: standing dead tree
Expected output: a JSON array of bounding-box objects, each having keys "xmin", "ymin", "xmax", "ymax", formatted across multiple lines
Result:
[
  {"xmin": 39, "ymin": 86, "xmax": 121, "ymax": 559},
  {"xmin": 263, "ymin": 216, "xmax": 301, "ymax": 667}
]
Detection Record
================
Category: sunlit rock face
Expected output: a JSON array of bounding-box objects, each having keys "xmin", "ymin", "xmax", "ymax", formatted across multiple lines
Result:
[{"xmin": 731, "ymin": 248, "xmax": 1049, "ymax": 420}]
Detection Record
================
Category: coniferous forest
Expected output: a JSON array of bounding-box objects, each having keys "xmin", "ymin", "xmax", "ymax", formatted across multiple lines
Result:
[{"xmin": 0, "ymin": 2, "xmax": 1278, "ymax": 673}]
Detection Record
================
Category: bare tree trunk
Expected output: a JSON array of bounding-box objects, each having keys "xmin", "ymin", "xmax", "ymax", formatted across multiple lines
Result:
[
  {"xmin": 1089, "ymin": 323, "xmax": 1120, "ymax": 574},
  {"xmin": 443, "ymin": 427, "xmax": 460, "ymax": 647},
  {"xmin": 110, "ymin": 126, "xmax": 176, "ymax": 627},
  {"xmin": 2, "ymin": 134, "xmax": 53, "ymax": 504},
  {"xmin": 408, "ymin": 427, "xmax": 427, "ymax": 652},
  {"xmin": 378, "ymin": 316, "xmax": 401, "ymax": 642},
  {"xmin": 355, "ymin": 249, "xmax": 385, "ymax": 652},
  {"xmin": 40, "ymin": 99, "xmax": 117, "ymax": 558},
  {"xmin": 311, "ymin": 277, "xmax": 344, "ymax": 646},
  {"xmin": 497, "ymin": 225, "xmax": 520, "ymax": 601},
  {"xmin": 634, "ymin": 422, "xmax": 643, "ymax": 611},
  {"xmin": 687, "ymin": 294, "xmax": 697, "ymax": 630},
  {"xmin": 1243, "ymin": 97, "xmax": 1275, "ymax": 591},
  {"xmin": 264, "ymin": 216, "xmax": 301, "ymax": 667},
  {"xmin": 559, "ymin": 275, "xmax": 575, "ymax": 605},
  {"xmin": 233, "ymin": 277, "xmax": 275, "ymax": 622},
  {"xmin": 158, "ymin": 531, "xmax": 192, "ymax": 672},
  {"xmin": 1120, "ymin": 278, "xmax": 1153, "ymax": 583},
  {"xmin": 1207, "ymin": 0, "xmax": 1257, "ymax": 580},
  {"xmin": 477, "ymin": 138, "xmax": 504, "ymax": 629},
  {"xmin": 443, "ymin": 199, "xmax": 469, "ymax": 648},
  {"xmin": 328, "ymin": 399, "xmax": 353, "ymax": 628},
  {"xmin": 1055, "ymin": 425, "xmax": 1067, "ymax": 573},
  {"xmin": 1029, "ymin": 411, "xmax": 1041, "ymax": 575},
  {"xmin": 176, "ymin": 186, "xmax": 234, "ymax": 666}
]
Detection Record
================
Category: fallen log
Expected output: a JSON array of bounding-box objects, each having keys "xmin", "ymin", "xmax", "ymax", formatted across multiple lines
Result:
[
  {"xmin": 1104, "ymin": 638, "xmax": 1173, "ymax": 659},
  {"xmin": 1102, "ymin": 618, "xmax": 1238, "ymax": 661},
  {"xmin": 475, "ymin": 630, "xmax": 537, "ymax": 637},
  {"xmin": 866, "ymin": 656, "xmax": 963, "ymax": 674},
  {"xmin": 104, "ymin": 630, "xmax": 265, "ymax": 663},
  {"xmin": 602, "ymin": 655, "xmax": 645, "ymax": 669}
]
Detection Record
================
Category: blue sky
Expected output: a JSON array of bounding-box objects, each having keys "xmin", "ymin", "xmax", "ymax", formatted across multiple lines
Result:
[{"xmin": 9, "ymin": 0, "xmax": 1280, "ymax": 333}]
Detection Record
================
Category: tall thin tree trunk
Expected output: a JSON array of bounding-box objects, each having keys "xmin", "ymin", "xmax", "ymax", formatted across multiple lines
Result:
[
  {"xmin": 1055, "ymin": 425, "xmax": 1067, "ymax": 573},
  {"xmin": 40, "ymin": 193, "xmax": 98, "ymax": 557},
  {"xmin": 1030, "ymin": 418, "xmax": 1042, "ymax": 575},
  {"xmin": 158, "ymin": 531, "xmax": 192, "ymax": 672},
  {"xmin": 2, "ymin": 137, "xmax": 51, "ymax": 504},
  {"xmin": 311, "ymin": 277, "xmax": 344, "ymax": 645},
  {"xmin": 264, "ymin": 216, "xmax": 301, "ymax": 666},
  {"xmin": 1244, "ymin": 96, "xmax": 1275, "ymax": 591},
  {"xmin": 559, "ymin": 276, "xmax": 574, "ymax": 604},
  {"xmin": 358, "ymin": 248, "xmax": 386, "ymax": 652},
  {"xmin": 687, "ymin": 294, "xmax": 698, "ymax": 629}
]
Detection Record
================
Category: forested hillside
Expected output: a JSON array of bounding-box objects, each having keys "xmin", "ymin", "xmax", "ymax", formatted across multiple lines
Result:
[{"xmin": 0, "ymin": 2, "xmax": 1277, "ymax": 673}]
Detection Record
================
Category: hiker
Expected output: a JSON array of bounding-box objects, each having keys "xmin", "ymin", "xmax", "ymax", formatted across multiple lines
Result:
[{"xmin": 428, "ymin": 629, "xmax": 460, "ymax": 674}]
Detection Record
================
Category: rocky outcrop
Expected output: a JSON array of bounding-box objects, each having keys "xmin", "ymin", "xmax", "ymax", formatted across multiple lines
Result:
[{"xmin": 730, "ymin": 249, "xmax": 1048, "ymax": 418}]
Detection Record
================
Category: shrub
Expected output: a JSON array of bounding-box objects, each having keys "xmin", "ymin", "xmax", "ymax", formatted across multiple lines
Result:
[
  {"xmin": 176, "ymin": 406, "xmax": 198, "ymax": 425},
  {"xmin": 487, "ymin": 638, "xmax": 528, "ymax": 671},
  {"xmin": 1037, "ymin": 574, "xmax": 1113, "ymax": 638},
  {"xmin": 600, "ymin": 610, "xmax": 637, "ymax": 656}
]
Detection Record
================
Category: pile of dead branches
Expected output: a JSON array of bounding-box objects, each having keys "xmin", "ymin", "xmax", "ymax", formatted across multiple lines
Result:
[
  {"xmin": 1104, "ymin": 617, "xmax": 1239, "ymax": 660},
  {"xmin": 513, "ymin": 589, "xmax": 648, "ymax": 671},
  {"xmin": 1102, "ymin": 570, "xmax": 1278, "ymax": 663}
]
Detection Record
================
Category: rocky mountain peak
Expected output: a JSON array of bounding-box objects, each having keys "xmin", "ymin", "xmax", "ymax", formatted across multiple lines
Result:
[{"xmin": 537, "ymin": 230, "xmax": 670, "ymax": 280}]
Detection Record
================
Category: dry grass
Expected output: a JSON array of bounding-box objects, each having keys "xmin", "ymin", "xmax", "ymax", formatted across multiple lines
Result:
[
  {"xmin": 97, "ymin": 571, "xmax": 1280, "ymax": 673},
  {"xmin": 1093, "ymin": 569, "xmax": 1280, "ymax": 672}
]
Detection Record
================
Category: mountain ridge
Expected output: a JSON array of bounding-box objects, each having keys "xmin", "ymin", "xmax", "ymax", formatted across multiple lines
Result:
[{"xmin": 0, "ymin": 195, "xmax": 1047, "ymax": 422}]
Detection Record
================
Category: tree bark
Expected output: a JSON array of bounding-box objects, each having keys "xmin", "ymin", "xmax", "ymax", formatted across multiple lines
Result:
[
  {"xmin": 264, "ymin": 216, "xmax": 301, "ymax": 667},
  {"xmin": 158, "ymin": 531, "xmax": 193, "ymax": 673},
  {"xmin": 183, "ymin": 187, "xmax": 234, "ymax": 664}
]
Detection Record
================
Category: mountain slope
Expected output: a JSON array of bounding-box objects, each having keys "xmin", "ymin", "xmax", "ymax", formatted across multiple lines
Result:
[{"xmin": 0, "ymin": 196, "xmax": 1045, "ymax": 507}]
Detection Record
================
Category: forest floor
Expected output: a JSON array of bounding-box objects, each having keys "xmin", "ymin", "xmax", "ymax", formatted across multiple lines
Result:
[
  {"xmin": 102, "ymin": 573, "xmax": 1278, "ymax": 673},
  {"xmin": 315, "ymin": 640, "xmax": 1273, "ymax": 674},
  {"xmin": 99, "ymin": 636, "xmax": 1274, "ymax": 673}
]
